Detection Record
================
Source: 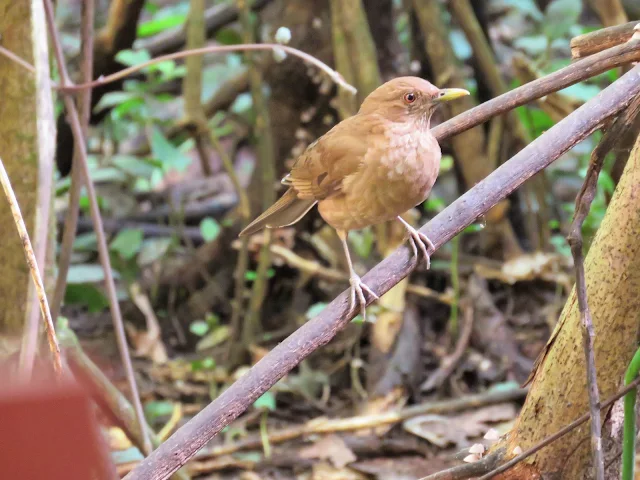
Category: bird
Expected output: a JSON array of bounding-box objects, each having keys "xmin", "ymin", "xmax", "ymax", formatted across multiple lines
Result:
[{"xmin": 239, "ymin": 77, "xmax": 469, "ymax": 319}]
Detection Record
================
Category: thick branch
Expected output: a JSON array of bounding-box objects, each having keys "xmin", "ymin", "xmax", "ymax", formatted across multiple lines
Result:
[{"xmin": 124, "ymin": 61, "xmax": 640, "ymax": 480}]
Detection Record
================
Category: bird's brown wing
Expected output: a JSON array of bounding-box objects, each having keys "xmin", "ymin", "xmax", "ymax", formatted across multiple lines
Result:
[{"xmin": 284, "ymin": 115, "xmax": 374, "ymax": 200}]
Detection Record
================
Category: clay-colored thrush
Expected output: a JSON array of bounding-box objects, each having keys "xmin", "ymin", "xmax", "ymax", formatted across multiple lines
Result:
[{"xmin": 240, "ymin": 77, "xmax": 469, "ymax": 318}]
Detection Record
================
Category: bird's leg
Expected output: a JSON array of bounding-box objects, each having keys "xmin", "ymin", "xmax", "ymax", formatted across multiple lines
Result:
[
  {"xmin": 397, "ymin": 216, "xmax": 435, "ymax": 269},
  {"xmin": 336, "ymin": 229, "xmax": 378, "ymax": 319}
]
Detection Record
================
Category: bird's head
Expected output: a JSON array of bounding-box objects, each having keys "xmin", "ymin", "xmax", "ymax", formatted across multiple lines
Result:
[{"xmin": 358, "ymin": 76, "xmax": 469, "ymax": 126}]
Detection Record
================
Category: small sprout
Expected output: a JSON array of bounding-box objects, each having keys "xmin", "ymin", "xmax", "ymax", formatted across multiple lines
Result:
[
  {"xmin": 463, "ymin": 454, "xmax": 480, "ymax": 463},
  {"xmin": 295, "ymin": 128, "xmax": 308, "ymax": 140},
  {"xmin": 275, "ymin": 26, "xmax": 292, "ymax": 44},
  {"xmin": 300, "ymin": 107, "xmax": 316, "ymax": 123},
  {"xmin": 469, "ymin": 443, "xmax": 485, "ymax": 455},
  {"xmin": 319, "ymin": 78, "xmax": 332, "ymax": 95},
  {"xmin": 513, "ymin": 446, "xmax": 523, "ymax": 455},
  {"xmin": 484, "ymin": 428, "xmax": 500, "ymax": 441},
  {"xmin": 272, "ymin": 47, "xmax": 287, "ymax": 63}
]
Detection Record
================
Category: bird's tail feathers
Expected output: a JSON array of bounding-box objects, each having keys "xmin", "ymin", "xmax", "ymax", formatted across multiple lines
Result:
[{"xmin": 239, "ymin": 188, "xmax": 316, "ymax": 237}]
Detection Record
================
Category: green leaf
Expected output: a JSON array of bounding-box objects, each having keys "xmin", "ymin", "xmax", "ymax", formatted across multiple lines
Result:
[
  {"xmin": 94, "ymin": 92, "xmax": 142, "ymax": 113},
  {"xmin": 144, "ymin": 400, "xmax": 174, "ymax": 422},
  {"xmin": 138, "ymin": 238, "xmax": 173, "ymax": 266},
  {"xmin": 64, "ymin": 284, "xmax": 109, "ymax": 313},
  {"xmin": 67, "ymin": 264, "xmax": 120, "ymax": 284},
  {"xmin": 189, "ymin": 320, "xmax": 210, "ymax": 337},
  {"xmin": 196, "ymin": 325, "xmax": 231, "ymax": 351},
  {"xmin": 112, "ymin": 155, "xmax": 159, "ymax": 178},
  {"xmin": 215, "ymin": 27, "xmax": 243, "ymax": 46},
  {"xmin": 110, "ymin": 229, "xmax": 144, "ymax": 260},
  {"xmin": 449, "ymin": 30, "xmax": 472, "ymax": 61},
  {"xmin": 200, "ymin": 217, "xmax": 221, "ymax": 242},
  {"xmin": 543, "ymin": 0, "xmax": 582, "ymax": 40},
  {"xmin": 138, "ymin": 13, "xmax": 187, "ymax": 38},
  {"xmin": 559, "ymin": 82, "xmax": 600, "ymax": 102},
  {"xmin": 513, "ymin": 35, "xmax": 548, "ymax": 55},
  {"xmin": 439, "ymin": 155, "xmax": 454, "ymax": 173},
  {"xmin": 305, "ymin": 302, "xmax": 327, "ymax": 319},
  {"xmin": 149, "ymin": 126, "xmax": 192, "ymax": 172},
  {"xmin": 115, "ymin": 49, "xmax": 152, "ymax": 67},
  {"xmin": 502, "ymin": 0, "xmax": 543, "ymax": 21},
  {"xmin": 190, "ymin": 357, "xmax": 216, "ymax": 371},
  {"xmin": 253, "ymin": 391, "xmax": 276, "ymax": 411},
  {"xmin": 73, "ymin": 232, "xmax": 98, "ymax": 251}
]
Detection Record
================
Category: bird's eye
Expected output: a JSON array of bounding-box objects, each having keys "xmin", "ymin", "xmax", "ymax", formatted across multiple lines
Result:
[{"xmin": 403, "ymin": 92, "xmax": 417, "ymax": 104}]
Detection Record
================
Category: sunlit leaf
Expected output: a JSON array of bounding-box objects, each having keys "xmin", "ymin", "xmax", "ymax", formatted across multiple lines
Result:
[
  {"xmin": 138, "ymin": 13, "xmax": 187, "ymax": 38},
  {"xmin": 94, "ymin": 92, "xmax": 142, "ymax": 113},
  {"xmin": 115, "ymin": 49, "xmax": 152, "ymax": 67},
  {"xmin": 189, "ymin": 320, "xmax": 209, "ymax": 337},
  {"xmin": 138, "ymin": 238, "xmax": 173, "ymax": 266},
  {"xmin": 200, "ymin": 217, "xmax": 221, "ymax": 242},
  {"xmin": 67, "ymin": 264, "xmax": 120, "ymax": 284},
  {"xmin": 543, "ymin": 0, "xmax": 582, "ymax": 41},
  {"xmin": 64, "ymin": 284, "xmax": 109, "ymax": 313},
  {"xmin": 253, "ymin": 391, "xmax": 276, "ymax": 411},
  {"xmin": 110, "ymin": 229, "xmax": 144, "ymax": 260},
  {"xmin": 149, "ymin": 126, "xmax": 192, "ymax": 172}
]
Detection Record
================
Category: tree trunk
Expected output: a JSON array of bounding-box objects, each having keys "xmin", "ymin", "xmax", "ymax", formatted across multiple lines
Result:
[
  {"xmin": 504, "ymin": 133, "xmax": 640, "ymax": 479},
  {"xmin": 0, "ymin": 1, "xmax": 55, "ymax": 335}
]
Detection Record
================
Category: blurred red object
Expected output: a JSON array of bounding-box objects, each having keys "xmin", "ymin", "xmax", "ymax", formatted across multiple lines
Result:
[{"xmin": 0, "ymin": 375, "xmax": 115, "ymax": 479}]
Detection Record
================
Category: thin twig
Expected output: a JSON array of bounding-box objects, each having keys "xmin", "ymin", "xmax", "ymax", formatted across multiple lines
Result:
[
  {"xmin": 42, "ymin": 0, "xmax": 151, "ymax": 455},
  {"xmin": 57, "ymin": 43, "xmax": 356, "ymax": 95},
  {"xmin": 0, "ymin": 45, "xmax": 37, "ymax": 74},
  {"xmin": 474, "ymin": 376, "xmax": 640, "ymax": 480},
  {"xmin": 0, "ymin": 157, "xmax": 62, "ymax": 377},
  {"xmin": 123, "ymin": 62, "xmax": 640, "ymax": 480},
  {"xmin": 51, "ymin": 0, "xmax": 95, "ymax": 322},
  {"xmin": 422, "ymin": 303, "xmax": 474, "ymax": 391}
]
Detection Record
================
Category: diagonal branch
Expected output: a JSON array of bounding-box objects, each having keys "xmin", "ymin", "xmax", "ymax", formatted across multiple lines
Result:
[{"xmin": 123, "ymin": 61, "xmax": 640, "ymax": 480}]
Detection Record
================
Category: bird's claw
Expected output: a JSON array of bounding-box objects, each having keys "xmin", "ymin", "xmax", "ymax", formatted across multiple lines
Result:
[
  {"xmin": 348, "ymin": 274, "xmax": 378, "ymax": 320},
  {"xmin": 406, "ymin": 227, "xmax": 435, "ymax": 270}
]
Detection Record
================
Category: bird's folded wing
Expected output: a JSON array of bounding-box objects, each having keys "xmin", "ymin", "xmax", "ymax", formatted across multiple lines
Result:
[{"xmin": 285, "ymin": 115, "xmax": 373, "ymax": 200}]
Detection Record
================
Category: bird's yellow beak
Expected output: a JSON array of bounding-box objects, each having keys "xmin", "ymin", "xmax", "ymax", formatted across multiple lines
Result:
[{"xmin": 434, "ymin": 88, "xmax": 470, "ymax": 102}]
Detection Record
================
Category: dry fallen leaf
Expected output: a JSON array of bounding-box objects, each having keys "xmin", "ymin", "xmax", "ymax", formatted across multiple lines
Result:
[
  {"xmin": 127, "ymin": 283, "xmax": 168, "ymax": 364},
  {"xmin": 299, "ymin": 435, "xmax": 357, "ymax": 468},
  {"xmin": 310, "ymin": 461, "xmax": 367, "ymax": 480},
  {"xmin": 402, "ymin": 403, "xmax": 517, "ymax": 447}
]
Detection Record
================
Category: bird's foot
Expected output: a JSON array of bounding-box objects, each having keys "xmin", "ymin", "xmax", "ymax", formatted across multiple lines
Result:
[
  {"xmin": 405, "ymin": 225, "xmax": 435, "ymax": 269},
  {"xmin": 348, "ymin": 274, "xmax": 378, "ymax": 320}
]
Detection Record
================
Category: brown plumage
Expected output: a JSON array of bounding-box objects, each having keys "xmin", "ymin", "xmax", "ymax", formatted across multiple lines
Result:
[{"xmin": 240, "ymin": 76, "xmax": 469, "ymax": 318}]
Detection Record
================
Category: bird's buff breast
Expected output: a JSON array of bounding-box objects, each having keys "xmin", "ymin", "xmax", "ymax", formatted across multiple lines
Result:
[{"xmin": 319, "ymin": 125, "xmax": 440, "ymax": 232}]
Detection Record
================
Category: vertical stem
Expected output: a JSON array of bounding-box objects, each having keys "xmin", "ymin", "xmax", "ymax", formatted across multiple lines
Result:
[
  {"xmin": 622, "ymin": 347, "xmax": 640, "ymax": 480},
  {"xmin": 42, "ymin": 0, "xmax": 151, "ymax": 456},
  {"xmin": 51, "ymin": 0, "xmax": 95, "ymax": 322},
  {"xmin": 238, "ymin": 0, "xmax": 276, "ymax": 348}
]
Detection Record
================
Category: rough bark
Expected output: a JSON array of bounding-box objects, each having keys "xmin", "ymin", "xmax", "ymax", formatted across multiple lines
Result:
[
  {"xmin": 507, "ymin": 133, "xmax": 640, "ymax": 479},
  {"xmin": 0, "ymin": 1, "xmax": 55, "ymax": 334}
]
